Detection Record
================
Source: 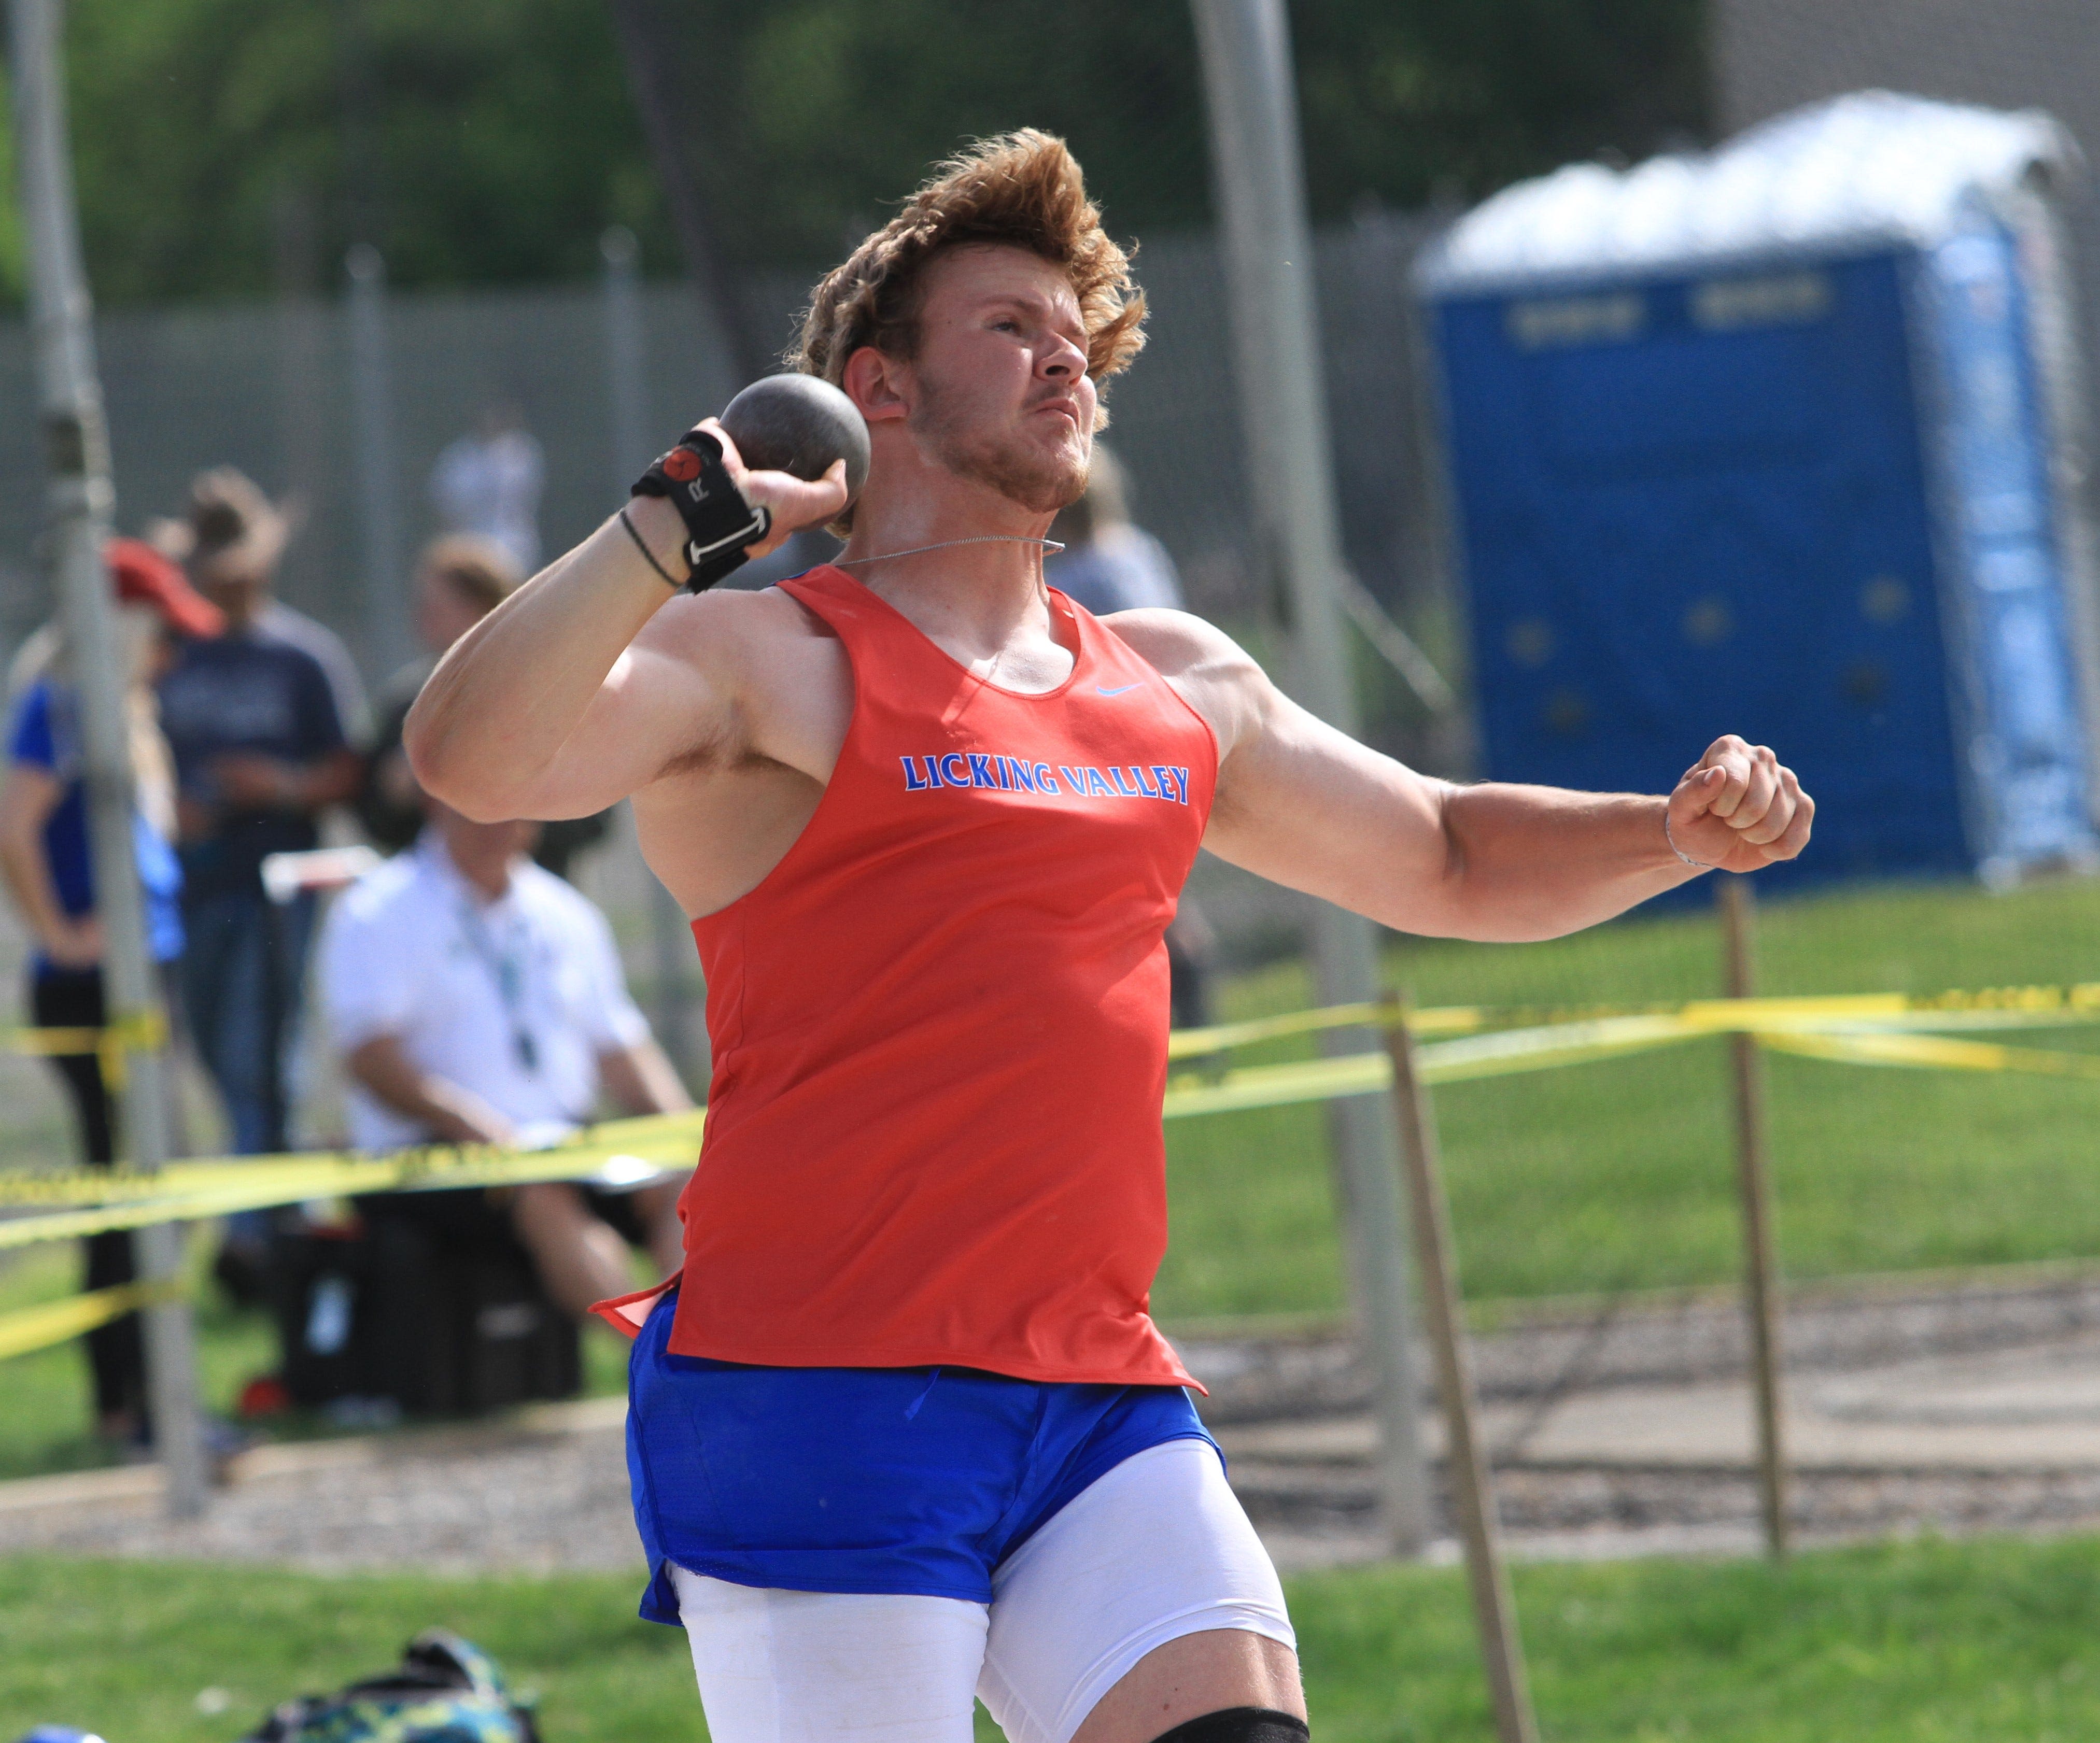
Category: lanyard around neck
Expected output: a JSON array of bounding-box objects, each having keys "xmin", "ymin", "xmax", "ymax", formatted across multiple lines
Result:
[{"xmin": 454, "ymin": 894, "xmax": 539, "ymax": 1075}]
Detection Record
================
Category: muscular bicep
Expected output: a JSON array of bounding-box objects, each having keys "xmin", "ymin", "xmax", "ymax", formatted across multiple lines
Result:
[
  {"xmin": 471, "ymin": 607, "xmax": 741, "ymax": 821},
  {"xmin": 1105, "ymin": 608, "xmax": 1463, "ymax": 933},
  {"xmin": 1202, "ymin": 681, "xmax": 1466, "ymax": 933}
]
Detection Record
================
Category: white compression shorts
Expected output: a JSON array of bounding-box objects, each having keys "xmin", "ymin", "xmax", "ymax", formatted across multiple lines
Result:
[{"xmin": 672, "ymin": 1438, "xmax": 1295, "ymax": 1743}]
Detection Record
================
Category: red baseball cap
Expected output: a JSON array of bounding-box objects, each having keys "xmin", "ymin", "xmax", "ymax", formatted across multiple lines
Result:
[{"xmin": 107, "ymin": 536, "xmax": 224, "ymax": 637}]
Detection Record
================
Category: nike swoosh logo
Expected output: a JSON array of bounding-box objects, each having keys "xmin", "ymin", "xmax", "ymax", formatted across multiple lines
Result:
[{"xmin": 1096, "ymin": 683, "xmax": 1142, "ymax": 697}]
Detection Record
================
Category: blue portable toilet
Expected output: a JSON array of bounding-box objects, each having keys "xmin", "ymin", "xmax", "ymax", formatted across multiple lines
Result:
[{"xmin": 1418, "ymin": 93, "xmax": 2100, "ymax": 885}]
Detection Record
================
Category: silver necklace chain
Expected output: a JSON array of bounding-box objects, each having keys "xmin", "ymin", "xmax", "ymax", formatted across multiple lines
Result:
[
  {"xmin": 836, "ymin": 534, "xmax": 1065, "ymax": 566},
  {"xmin": 836, "ymin": 534, "xmax": 1067, "ymax": 687}
]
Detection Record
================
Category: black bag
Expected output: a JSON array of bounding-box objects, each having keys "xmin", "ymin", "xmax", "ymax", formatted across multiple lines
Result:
[
  {"xmin": 273, "ymin": 1198, "xmax": 580, "ymax": 1417},
  {"xmin": 365, "ymin": 1203, "xmax": 581, "ymax": 1415},
  {"xmin": 243, "ymin": 1630, "xmax": 540, "ymax": 1743},
  {"xmin": 271, "ymin": 1227, "xmax": 381, "ymax": 1409}
]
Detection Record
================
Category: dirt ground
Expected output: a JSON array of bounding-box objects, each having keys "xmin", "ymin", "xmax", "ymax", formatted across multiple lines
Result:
[{"xmin": 8, "ymin": 1265, "xmax": 2100, "ymax": 1575}]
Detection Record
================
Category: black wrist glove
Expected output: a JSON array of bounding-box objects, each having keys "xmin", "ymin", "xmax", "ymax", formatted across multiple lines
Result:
[{"xmin": 630, "ymin": 427, "xmax": 773, "ymax": 592}]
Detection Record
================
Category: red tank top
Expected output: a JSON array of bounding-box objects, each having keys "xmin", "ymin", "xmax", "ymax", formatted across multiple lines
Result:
[{"xmin": 601, "ymin": 563, "xmax": 1217, "ymax": 1387}]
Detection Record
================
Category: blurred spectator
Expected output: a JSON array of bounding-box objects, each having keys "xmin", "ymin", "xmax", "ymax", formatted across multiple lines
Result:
[
  {"xmin": 358, "ymin": 536, "xmax": 522, "ymax": 855},
  {"xmin": 0, "ymin": 540, "xmax": 222, "ymax": 1446},
  {"xmin": 1047, "ymin": 450, "xmax": 1218, "ymax": 1029},
  {"xmin": 431, "ymin": 403, "xmax": 544, "ymax": 577},
  {"xmin": 318, "ymin": 798, "xmax": 690, "ymax": 1319},
  {"xmin": 256, "ymin": 594, "xmax": 371, "ymax": 752},
  {"xmin": 157, "ymin": 470, "xmax": 363, "ymax": 1294},
  {"xmin": 1045, "ymin": 445, "xmax": 1186, "ymax": 617},
  {"xmin": 356, "ymin": 534, "xmax": 609, "ymax": 880},
  {"xmin": 147, "ymin": 490, "xmax": 371, "ymax": 751}
]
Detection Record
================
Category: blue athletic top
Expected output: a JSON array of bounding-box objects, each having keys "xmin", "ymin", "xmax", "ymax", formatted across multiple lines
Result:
[
  {"xmin": 625, "ymin": 1288, "xmax": 1217, "ymax": 1619},
  {"xmin": 7, "ymin": 679, "xmax": 184, "ymax": 974}
]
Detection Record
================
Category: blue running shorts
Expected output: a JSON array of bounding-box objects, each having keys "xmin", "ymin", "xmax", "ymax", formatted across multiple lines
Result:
[{"xmin": 625, "ymin": 1289, "xmax": 1217, "ymax": 1621}]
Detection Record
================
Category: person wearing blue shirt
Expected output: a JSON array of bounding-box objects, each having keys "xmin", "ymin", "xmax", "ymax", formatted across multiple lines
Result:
[
  {"xmin": 1042, "ymin": 445, "xmax": 1188, "ymax": 618},
  {"xmin": 0, "ymin": 540, "xmax": 222, "ymax": 1447},
  {"xmin": 154, "ymin": 472, "xmax": 363, "ymax": 1175}
]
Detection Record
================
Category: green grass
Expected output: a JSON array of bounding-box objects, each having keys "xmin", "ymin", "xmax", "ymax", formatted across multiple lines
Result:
[
  {"xmin": 9, "ymin": 1537, "xmax": 2100, "ymax": 1742},
  {"xmin": 0, "ymin": 1238, "xmax": 633, "ymax": 1483},
  {"xmin": 0, "ymin": 1556, "xmax": 694, "ymax": 1743},
  {"xmin": 1295, "ymin": 1537, "xmax": 2100, "ymax": 1742},
  {"xmin": 1154, "ymin": 872, "xmax": 2100, "ymax": 1321}
]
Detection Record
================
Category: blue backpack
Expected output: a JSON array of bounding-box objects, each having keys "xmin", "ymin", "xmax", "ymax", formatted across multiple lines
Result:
[{"xmin": 242, "ymin": 1631, "xmax": 540, "ymax": 1743}]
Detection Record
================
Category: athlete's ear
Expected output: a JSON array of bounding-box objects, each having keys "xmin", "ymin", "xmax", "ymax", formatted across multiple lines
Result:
[{"xmin": 843, "ymin": 345, "xmax": 911, "ymax": 424}]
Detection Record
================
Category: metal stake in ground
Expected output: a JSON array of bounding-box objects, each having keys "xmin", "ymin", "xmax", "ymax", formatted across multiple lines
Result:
[
  {"xmin": 8, "ymin": 0, "xmax": 208, "ymax": 1518},
  {"xmin": 1384, "ymin": 1005, "xmax": 1539, "ymax": 1743},
  {"xmin": 1721, "ymin": 874, "xmax": 1791, "ymax": 1557}
]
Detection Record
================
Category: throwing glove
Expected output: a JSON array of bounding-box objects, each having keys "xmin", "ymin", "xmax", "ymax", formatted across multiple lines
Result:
[{"xmin": 631, "ymin": 427, "xmax": 772, "ymax": 592}]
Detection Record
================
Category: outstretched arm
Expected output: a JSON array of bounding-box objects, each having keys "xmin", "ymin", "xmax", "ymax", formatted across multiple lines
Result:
[
  {"xmin": 406, "ymin": 426, "xmax": 847, "ymax": 823},
  {"xmin": 1119, "ymin": 613, "xmax": 1812, "ymax": 943}
]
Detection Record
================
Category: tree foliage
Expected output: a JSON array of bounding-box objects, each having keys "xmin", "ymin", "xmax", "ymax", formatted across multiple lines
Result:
[
  {"xmin": 1, "ymin": 0, "xmax": 1704, "ymax": 306},
  {"xmin": 55, "ymin": 0, "xmax": 661, "ymax": 304},
  {"xmin": 635, "ymin": 0, "xmax": 1706, "ymax": 272}
]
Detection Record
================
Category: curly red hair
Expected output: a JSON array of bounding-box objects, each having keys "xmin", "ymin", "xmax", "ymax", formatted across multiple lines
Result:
[{"xmin": 792, "ymin": 130, "xmax": 1146, "ymax": 529}]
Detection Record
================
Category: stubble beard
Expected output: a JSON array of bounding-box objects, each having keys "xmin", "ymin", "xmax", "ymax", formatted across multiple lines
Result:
[{"xmin": 914, "ymin": 375, "xmax": 1089, "ymax": 516}]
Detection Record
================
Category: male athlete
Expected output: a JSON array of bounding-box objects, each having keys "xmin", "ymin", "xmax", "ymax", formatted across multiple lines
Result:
[{"xmin": 408, "ymin": 132, "xmax": 1811, "ymax": 1743}]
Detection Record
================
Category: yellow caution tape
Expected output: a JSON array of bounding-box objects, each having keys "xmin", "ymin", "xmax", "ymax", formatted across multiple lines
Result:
[
  {"xmin": 9, "ymin": 981, "xmax": 2099, "ymax": 1366},
  {"xmin": 1756, "ymin": 1028, "xmax": 2100, "ymax": 1079},
  {"xmin": 1424, "ymin": 1013, "xmax": 1709, "ymax": 1078},
  {"xmin": 0, "ymin": 1109, "xmax": 710, "ymax": 1210},
  {"xmin": 0, "ymin": 1276, "xmax": 185, "ymax": 1362},
  {"xmin": 3, "ymin": 1010, "xmax": 168, "ymax": 1057},
  {"xmin": 0, "ymin": 1110, "xmax": 709, "ymax": 1247},
  {"xmin": 1166, "ymin": 1051, "xmax": 1392, "ymax": 1117},
  {"xmin": 4, "ymin": 1009, "xmax": 171, "ymax": 1093},
  {"xmin": 1165, "ymin": 998, "xmax": 1655, "ymax": 1057},
  {"xmin": 17, "ymin": 984, "xmax": 2098, "ymax": 1070},
  {"xmin": 9, "ymin": 984, "xmax": 2100, "ymax": 1252},
  {"xmin": 1162, "ymin": 983, "xmax": 2100, "ymax": 1059},
  {"xmin": 7, "ymin": 1025, "xmax": 114, "ymax": 1056},
  {"xmin": 1162, "ymin": 1018, "xmax": 1710, "ymax": 1118},
  {"xmin": 1161, "ymin": 1000, "xmax": 2100, "ymax": 1121}
]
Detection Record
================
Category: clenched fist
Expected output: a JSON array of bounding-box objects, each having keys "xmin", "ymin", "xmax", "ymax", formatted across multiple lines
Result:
[{"xmin": 1666, "ymin": 736, "xmax": 1813, "ymax": 873}]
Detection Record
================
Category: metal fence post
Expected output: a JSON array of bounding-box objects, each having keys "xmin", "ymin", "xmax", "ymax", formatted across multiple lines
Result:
[
  {"xmin": 345, "ymin": 242, "xmax": 411, "ymax": 680},
  {"xmin": 8, "ymin": 0, "xmax": 208, "ymax": 1519},
  {"xmin": 1385, "ymin": 1009, "xmax": 1538, "ymax": 1743},
  {"xmin": 1191, "ymin": 0, "xmax": 1432, "ymax": 1557},
  {"xmin": 271, "ymin": 182, "xmax": 330, "ymax": 603},
  {"xmin": 1720, "ymin": 874, "xmax": 1790, "ymax": 1557}
]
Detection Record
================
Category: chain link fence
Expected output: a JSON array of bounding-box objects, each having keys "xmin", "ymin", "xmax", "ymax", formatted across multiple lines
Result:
[
  {"xmin": 0, "ymin": 211, "xmax": 1452, "ymax": 710},
  {"xmin": 0, "ymin": 213, "xmax": 1457, "ymax": 986}
]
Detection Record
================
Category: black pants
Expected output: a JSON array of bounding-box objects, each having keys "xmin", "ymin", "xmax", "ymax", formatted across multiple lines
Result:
[{"xmin": 31, "ymin": 967, "xmax": 147, "ymax": 1429}]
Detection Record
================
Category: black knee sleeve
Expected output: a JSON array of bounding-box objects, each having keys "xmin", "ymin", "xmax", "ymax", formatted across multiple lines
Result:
[{"xmin": 1148, "ymin": 1708, "xmax": 1309, "ymax": 1743}]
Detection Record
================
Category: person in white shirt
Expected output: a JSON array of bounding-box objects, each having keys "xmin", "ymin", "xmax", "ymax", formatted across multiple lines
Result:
[
  {"xmin": 430, "ymin": 403, "xmax": 545, "ymax": 578},
  {"xmin": 318, "ymin": 796, "xmax": 690, "ymax": 1315}
]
